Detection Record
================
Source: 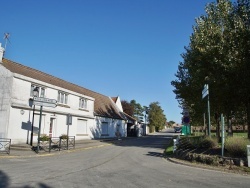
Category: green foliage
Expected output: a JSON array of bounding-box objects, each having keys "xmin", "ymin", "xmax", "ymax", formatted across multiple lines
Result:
[
  {"xmin": 130, "ymin": 100, "xmax": 144, "ymax": 122},
  {"xmin": 121, "ymin": 100, "xmax": 134, "ymax": 116},
  {"xmin": 178, "ymin": 136, "xmax": 218, "ymax": 149},
  {"xmin": 225, "ymin": 137, "xmax": 250, "ymax": 157},
  {"xmin": 60, "ymin": 134, "xmax": 68, "ymax": 139},
  {"xmin": 199, "ymin": 136, "xmax": 218, "ymax": 149},
  {"xmin": 149, "ymin": 126, "xmax": 155, "ymax": 133},
  {"xmin": 171, "ymin": 0, "xmax": 250, "ymax": 137},
  {"xmin": 148, "ymin": 102, "xmax": 166, "ymax": 132},
  {"xmin": 168, "ymin": 121, "xmax": 175, "ymax": 126},
  {"xmin": 39, "ymin": 135, "xmax": 50, "ymax": 141},
  {"xmin": 164, "ymin": 139, "xmax": 174, "ymax": 156}
]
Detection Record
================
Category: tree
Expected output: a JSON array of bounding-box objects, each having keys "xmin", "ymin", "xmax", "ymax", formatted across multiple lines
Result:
[
  {"xmin": 130, "ymin": 100, "xmax": 144, "ymax": 122},
  {"xmin": 148, "ymin": 102, "xmax": 166, "ymax": 132},
  {"xmin": 171, "ymin": 0, "xmax": 250, "ymax": 138},
  {"xmin": 121, "ymin": 100, "xmax": 134, "ymax": 116}
]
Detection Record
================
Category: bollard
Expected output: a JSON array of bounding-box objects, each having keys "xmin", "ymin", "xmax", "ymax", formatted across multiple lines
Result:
[
  {"xmin": 247, "ymin": 145, "xmax": 250, "ymax": 167},
  {"xmin": 173, "ymin": 138, "xmax": 179, "ymax": 153}
]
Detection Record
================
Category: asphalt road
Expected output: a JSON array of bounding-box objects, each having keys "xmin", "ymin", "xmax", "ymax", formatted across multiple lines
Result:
[{"xmin": 0, "ymin": 131, "xmax": 250, "ymax": 188}]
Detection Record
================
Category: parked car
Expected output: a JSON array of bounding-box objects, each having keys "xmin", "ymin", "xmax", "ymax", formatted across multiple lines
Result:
[{"xmin": 174, "ymin": 126, "xmax": 182, "ymax": 133}]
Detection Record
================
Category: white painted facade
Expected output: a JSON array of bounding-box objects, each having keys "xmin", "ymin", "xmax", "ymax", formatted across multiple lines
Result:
[{"xmin": 0, "ymin": 44, "xmax": 127, "ymax": 144}]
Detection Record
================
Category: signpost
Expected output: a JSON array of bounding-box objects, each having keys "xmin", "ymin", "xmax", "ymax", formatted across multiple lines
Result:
[
  {"xmin": 202, "ymin": 84, "xmax": 211, "ymax": 137},
  {"xmin": 33, "ymin": 97, "xmax": 57, "ymax": 153},
  {"xmin": 66, "ymin": 114, "xmax": 72, "ymax": 150},
  {"xmin": 221, "ymin": 114, "xmax": 225, "ymax": 157},
  {"xmin": 182, "ymin": 107, "xmax": 190, "ymax": 135}
]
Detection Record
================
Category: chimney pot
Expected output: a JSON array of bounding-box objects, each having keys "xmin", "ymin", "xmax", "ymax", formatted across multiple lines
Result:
[{"xmin": 0, "ymin": 43, "xmax": 5, "ymax": 62}]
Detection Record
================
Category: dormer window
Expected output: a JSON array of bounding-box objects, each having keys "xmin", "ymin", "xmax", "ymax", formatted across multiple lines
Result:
[
  {"xmin": 79, "ymin": 98, "xmax": 87, "ymax": 109},
  {"xmin": 30, "ymin": 85, "xmax": 45, "ymax": 98},
  {"xmin": 58, "ymin": 91, "xmax": 68, "ymax": 104}
]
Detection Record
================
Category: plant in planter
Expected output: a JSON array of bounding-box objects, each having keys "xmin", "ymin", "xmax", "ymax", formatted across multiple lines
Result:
[
  {"xmin": 60, "ymin": 134, "xmax": 68, "ymax": 139},
  {"xmin": 39, "ymin": 135, "xmax": 50, "ymax": 142}
]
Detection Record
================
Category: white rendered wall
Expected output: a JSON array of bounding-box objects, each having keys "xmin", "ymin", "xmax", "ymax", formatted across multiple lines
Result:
[
  {"xmin": 7, "ymin": 74, "xmax": 96, "ymax": 144},
  {"xmin": 0, "ymin": 64, "xmax": 13, "ymax": 138}
]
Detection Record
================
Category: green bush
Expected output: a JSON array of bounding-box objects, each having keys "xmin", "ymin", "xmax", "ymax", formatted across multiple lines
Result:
[
  {"xmin": 225, "ymin": 137, "xmax": 250, "ymax": 158},
  {"xmin": 39, "ymin": 135, "xmax": 50, "ymax": 141},
  {"xmin": 60, "ymin": 134, "xmax": 68, "ymax": 139},
  {"xmin": 199, "ymin": 136, "xmax": 218, "ymax": 149},
  {"xmin": 164, "ymin": 139, "xmax": 174, "ymax": 156},
  {"xmin": 177, "ymin": 136, "xmax": 218, "ymax": 150}
]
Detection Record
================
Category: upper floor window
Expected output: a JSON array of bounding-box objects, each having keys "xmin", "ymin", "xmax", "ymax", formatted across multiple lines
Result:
[
  {"xmin": 30, "ymin": 85, "xmax": 45, "ymax": 98},
  {"xmin": 58, "ymin": 91, "xmax": 68, "ymax": 104},
  {"xmin": 79, "ymin": 98, "xmax": 87, "ymax": 109}
]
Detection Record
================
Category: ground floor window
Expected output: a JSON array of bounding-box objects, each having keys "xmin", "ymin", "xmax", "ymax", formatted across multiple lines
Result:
[{"xmin": 77, "ymin": 119, "xmax": 88, "ymax": 135}]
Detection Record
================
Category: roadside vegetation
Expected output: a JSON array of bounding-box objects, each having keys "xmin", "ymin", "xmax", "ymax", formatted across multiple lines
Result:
[
  {"xmin": 164, "ymin": 135, "xmax": 250, "ymax": 174},
  {"xmin": 171, "ymin": 0, "xmax": 250, "ymax": 139},
  {"xmin": 121, "ymin": 99, "xmax": 166, "ymax": 132},
  {"xmin": 165, "ymin": 134, "xmax": 250, "ymax": 158}
]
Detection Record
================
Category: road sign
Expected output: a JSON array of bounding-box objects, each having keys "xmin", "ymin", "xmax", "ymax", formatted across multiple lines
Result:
[
  {"xmin": 202, "ymin": 84, "xmax": 209, "ymax": 99},
  {"xmin": 33, "ymin": 97, "xmax": 57, "ymax": 108},
  {"xmin": 33, "ymin": 97, "xmax": 57, "ymax": 104},
  {"xmin": 183, "ymin": 116, "xmax": 190, "ymax": 124},
  {"xmin": 33, "ymin": 101, "xmax": 57, "ymax": 107}
]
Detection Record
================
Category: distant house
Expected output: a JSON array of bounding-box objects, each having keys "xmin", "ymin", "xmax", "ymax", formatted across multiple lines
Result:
[{"xmin": 0, "ymin": 44, "xmax": 127, "ymax": 144}]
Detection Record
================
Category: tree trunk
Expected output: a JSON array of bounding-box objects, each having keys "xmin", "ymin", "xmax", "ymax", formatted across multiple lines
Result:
[
  {"xmin": 215, "ymin": 113, "xmax": 220, "ymax": 142},
  {"xmin": 227, "ymin": 112, "xmax": 233, "ymax": 137},
  {"xmin": 247, "ymin": 102, "xmax": 250, "ymax": 139}
]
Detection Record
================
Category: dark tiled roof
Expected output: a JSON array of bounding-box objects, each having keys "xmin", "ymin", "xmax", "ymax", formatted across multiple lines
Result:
[
  {"xmin": 2, "ymin": 58, "xmax": 125, "ymax": 120},
  {"xmin": 123, "ymin": 112, "xmax": 136, "ymax": 123}
]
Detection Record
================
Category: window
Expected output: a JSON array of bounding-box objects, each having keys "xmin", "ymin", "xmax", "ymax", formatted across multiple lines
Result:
[
  {"xmin": 58, "ymin": 91, "xmax": 68, "ymax": 104},
  {"xmin": 79, "ymin": 98, "xmax": 87, "ymax": 109},
  {"xmin": 30, "ymin": 85, "xmax": 45, "ymax": 97},
  {"xmin": 77, "ymin": 119, "xmax": 88, "ymax": 135}
]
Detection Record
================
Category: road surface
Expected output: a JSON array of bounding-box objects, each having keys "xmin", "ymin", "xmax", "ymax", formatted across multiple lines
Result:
[{"xmin": 0, "ymin": 131, "xmax": 249, "ymax": 188}]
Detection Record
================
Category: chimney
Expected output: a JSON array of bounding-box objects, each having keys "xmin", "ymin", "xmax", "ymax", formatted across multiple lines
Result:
[{"xmin": 0, "ymin": 43, "xmax": 4, "ymax": 62}]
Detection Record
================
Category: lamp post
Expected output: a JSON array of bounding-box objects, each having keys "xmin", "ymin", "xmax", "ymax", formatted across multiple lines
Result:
[
  {"xmin": 30, "ymin": 87, "xmax": 39, "ymax": 146},
  {"xmin": 144, "ymin": 107, "xmax": 149, "ymax": 136},
  {"xmin": 37, "ymin": 104, "xmax": 43, "ymax": 152}
]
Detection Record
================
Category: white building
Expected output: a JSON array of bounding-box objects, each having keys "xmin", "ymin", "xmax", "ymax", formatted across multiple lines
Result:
[{"xmin": 0, "ymin": 44, "xmax": 127, "ymax": 144}]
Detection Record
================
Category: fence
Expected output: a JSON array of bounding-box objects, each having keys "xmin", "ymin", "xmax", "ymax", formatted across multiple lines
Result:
[
  {"xmin": 37, "ymin": 136, "xmax": 75, "ymax": 153},
  {"xmin": 0, "ymin": 138, "xmax": 11, "ymax": 154}
]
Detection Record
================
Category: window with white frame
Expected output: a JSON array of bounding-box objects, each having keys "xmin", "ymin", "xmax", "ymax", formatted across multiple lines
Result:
[
  {"xmin": 77, "ymin": 119, "xmax": 88, "ymax": 135},
  {"xmin": 30, "ymin": 85, "xmax": 45, "ymax": 98},
  {"xmin": 57, "ymin": 91, "xmax": 68, "ymax": 104},
  {"xmin": 79, "ymin": 98, "xmax": 87, "ymax": 109}
]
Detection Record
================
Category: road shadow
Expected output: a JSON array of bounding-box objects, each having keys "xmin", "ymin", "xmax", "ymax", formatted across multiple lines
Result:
[
  {"xmin": 145, "ymin": 151, "xmax": 165, "ymax": 158},
  {"xmin": 0, "ymin": 170, "xmax": 9, "ymax": 188},
  {"xmin": 0, "ymin": 170, "xmax": 52, "ymax": 188},
  {"xmin": 101, "ymin": 131, "xmax": 173, "ymax": 150}
]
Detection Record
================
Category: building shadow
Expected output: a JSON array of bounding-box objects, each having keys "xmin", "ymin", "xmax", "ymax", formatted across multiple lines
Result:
[
  {"xmin": 0, "ymin": 170, "xmax": 9, "ymax": 188},
  {"xmin": 0, "ymin": 170, "xmax": 52, "ymax": 188}
]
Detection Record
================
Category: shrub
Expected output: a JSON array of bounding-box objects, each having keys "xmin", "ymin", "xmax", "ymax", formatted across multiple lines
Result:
[
  {"xmin": 199, "ymin": 136, "xmax": 218, "ymax": 149},
  {"xmin": 225, "ymin": 137, "xmax": 250, "ymax": 158},
  {"xmin": 60, "ymin": 134, "xmax": 68, "ymax": 139},
  {"xmin": 164, "ymin": 139, "xmax": 174, "ymax": 156},
  {"xmin": 39, "ymin": 135, "xmax": 50, "ymax": 141}
]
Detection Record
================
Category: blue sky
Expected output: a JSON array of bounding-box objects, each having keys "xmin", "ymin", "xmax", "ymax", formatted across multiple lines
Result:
[{"xmin": 1, "ymin": 0, "xmax": 214, "ymax": 123}]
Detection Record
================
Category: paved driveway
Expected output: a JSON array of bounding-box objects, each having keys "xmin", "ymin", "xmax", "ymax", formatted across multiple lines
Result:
[{"xmin": 0, "ymin": 132, "xmax": 249, "ymax": 188}]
